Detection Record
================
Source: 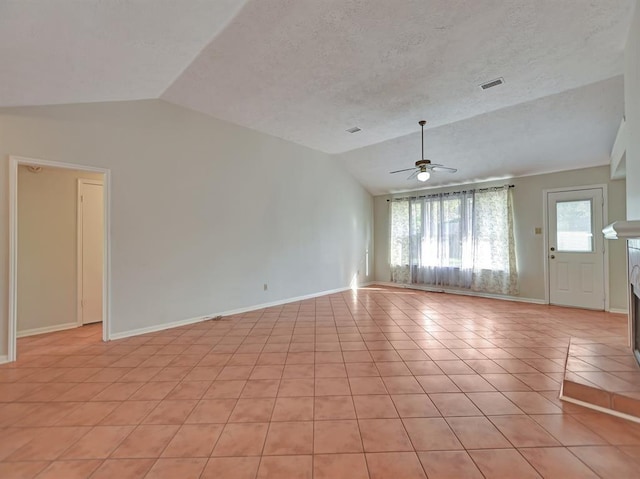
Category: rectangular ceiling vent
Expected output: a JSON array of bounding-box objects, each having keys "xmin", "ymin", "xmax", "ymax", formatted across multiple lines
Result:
[
  {"xmin": 480, "ymin": 77, "xmax": 504, "ymax": 90},
  {"xmin": 346, "ymin": 126, "xmax": 362, "ymax": 133}
]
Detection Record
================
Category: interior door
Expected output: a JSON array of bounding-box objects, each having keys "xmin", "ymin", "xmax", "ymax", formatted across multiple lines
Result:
[
  {"xmin": 547, "ymin": 188, "xmax": 605, "ymax": 310},
  {"xmin": 78, "ymin": 179, "xmax": 104, "ymax": 324}
]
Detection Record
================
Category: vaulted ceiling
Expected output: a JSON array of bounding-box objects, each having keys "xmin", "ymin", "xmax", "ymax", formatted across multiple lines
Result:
[{"xmin": 0, "ymin": 0, "xmax": 634, "ymax": 194}]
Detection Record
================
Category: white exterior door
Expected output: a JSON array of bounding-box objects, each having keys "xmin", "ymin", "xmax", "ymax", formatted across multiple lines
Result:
[
  {"xmin": 547, "ymin": 188, "xmax": 605, "ymax": 310},
  {"xmin": 78, "ymin": 179, "xmax": 104, "ymax": 325}
]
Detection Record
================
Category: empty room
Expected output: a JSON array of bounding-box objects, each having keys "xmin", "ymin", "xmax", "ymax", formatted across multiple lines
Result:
[{"xmin": 1, "ymin": 1, "xmax": 640, "ymax": 478}]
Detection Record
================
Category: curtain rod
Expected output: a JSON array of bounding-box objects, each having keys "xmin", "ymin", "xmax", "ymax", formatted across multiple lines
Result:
[{"xmin": 387, "ymin": 184, "xmax": 514, "ymax": 202}]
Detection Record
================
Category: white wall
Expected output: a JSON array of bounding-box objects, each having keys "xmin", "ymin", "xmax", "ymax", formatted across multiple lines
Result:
[
  {"xmin": 0, "ymin": 100, "xmax": 374, "ymax": 353},
  {"xmin": 373, "ymin": 166, "xmax": 627, "ymax": 311},
  {"xmin": 17, "ymin": 166, "xmax": 103, "ymax": 335},
  {"xmin": 626, "ymin": 1, "xmax": 640, "ymax": 219}
]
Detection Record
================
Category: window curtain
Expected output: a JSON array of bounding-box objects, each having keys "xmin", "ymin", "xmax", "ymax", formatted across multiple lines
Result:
[{"xmin": 390, "ymin": 186, "xmax": 518, "ymax": 295}]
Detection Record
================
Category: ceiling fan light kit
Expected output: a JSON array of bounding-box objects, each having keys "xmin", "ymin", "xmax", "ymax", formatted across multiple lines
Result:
[
  {"xmin": 389, "ymin": 120, "xmax": 457, "ymax": 182},
  {"xmin": 417, "ymin": 170, "xmax": 430, "ymax": 182}
]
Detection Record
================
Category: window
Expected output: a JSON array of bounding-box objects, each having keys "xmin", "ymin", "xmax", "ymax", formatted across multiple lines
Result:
[
  {"xmin": 390, "ymin": 186, "xmax": 518, "ymax": 295},
  {"xmin": 556, "ymin": 200, "xmax": 593, "ymax": 252}
]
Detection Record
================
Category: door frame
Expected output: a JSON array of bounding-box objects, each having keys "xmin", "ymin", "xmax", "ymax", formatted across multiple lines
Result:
[
  {"xmin": 8, "ymin": 155, "xmax": 112, "ymax": 362},
  {"xmin": 542, "ymin": 184, "xmax": 609, "ymax": 311},
  {"xmin": 77, "ymin": 178, "xmax": 105, "ymax": 328}
]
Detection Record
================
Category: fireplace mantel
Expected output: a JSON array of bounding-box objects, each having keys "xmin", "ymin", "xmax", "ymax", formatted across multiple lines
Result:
[{"xmin": 603, "ymin": 220, "xmax": 640, "ymax": 240}]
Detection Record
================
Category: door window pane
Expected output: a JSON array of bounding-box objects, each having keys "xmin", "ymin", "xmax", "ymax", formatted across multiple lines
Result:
[{"xmin": 556, "ymin": 200, "xmax": 593, "ymax": 252}]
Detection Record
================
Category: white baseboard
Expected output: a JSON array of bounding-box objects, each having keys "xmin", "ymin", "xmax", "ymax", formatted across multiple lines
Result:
[
  {"xmin": 0, "ymin": 355, "xmax": 9, "ymax": 365},
  {"xmin": 110, "ymin": 283, "xmax": 368, "ymax": 341},
  {"xmin": 16, "ymin": 322, "xmax": 78, "ymax": 338},
  {"xmin": 373, "ymin": 281, "xmax": 547, "ymax": 305},
  {"xmin": 373, "ymin": 282, "xmax": 630, "ymax": 313}
]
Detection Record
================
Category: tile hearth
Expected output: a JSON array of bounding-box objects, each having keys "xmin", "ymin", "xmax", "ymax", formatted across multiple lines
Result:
[{"xmin": 562, "ymin": 337, "xmax": 640, "ymax": 419}]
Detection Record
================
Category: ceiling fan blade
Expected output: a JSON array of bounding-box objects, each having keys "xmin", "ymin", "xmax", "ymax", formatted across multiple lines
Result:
[
  {"xmin": 389, "ymin": 167, "xmax": 417, "ymax": 174},
  {"xmin": 430, "ymin": 165, "xmax": 458, "ymax": 173},
  {"xmin": 407, "ymin": 170, "xmax": 419, "ymax": 180}
]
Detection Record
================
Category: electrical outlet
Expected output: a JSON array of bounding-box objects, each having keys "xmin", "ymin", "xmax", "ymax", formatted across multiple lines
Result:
[{"xmin": 263, "ymin": 283, "xmax": 268, "ymax": 291}]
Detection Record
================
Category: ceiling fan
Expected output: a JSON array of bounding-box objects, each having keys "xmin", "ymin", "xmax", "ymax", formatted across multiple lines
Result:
[{"xmin": 390, "ymin": 120, "xmax": 457, "ymax": 182}]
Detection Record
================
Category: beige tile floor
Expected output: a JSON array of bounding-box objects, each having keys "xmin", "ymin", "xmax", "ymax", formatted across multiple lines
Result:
[{"xmin": 1, "ymin": 285, "xmax": 639, "ymax": 478}]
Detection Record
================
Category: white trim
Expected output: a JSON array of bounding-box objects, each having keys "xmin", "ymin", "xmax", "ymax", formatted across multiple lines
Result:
[
  {"xmin": 77, "ymin": 178, "xmax": 105, "ymax": 328},
  {"xmin": 8, "ymin": 158, "xmax": 17, "ymax": 362},
  {"xmin": 610, "ymin": 117, "xmax": 627, "ymax": 180},
  {"xmin": 595, "ymin": 184, "xmax": 609, "ymax": 312},
  {"xmin": 627, "ymin": 245, "xmax": 633, "ymax": 349},
  {"xmin": 603, "ymin": 186, "xmax": 611, "ymax": 312},
  {"xmin": 0, "ymin": 355, "xmax": 9, "ymax": 365},
  {"xmin": 542, "ymin": 188, "xmax": 550, "ymax": 305},
  {"xmin": 609, "ymin": 308, "xmax": 629, "ymax": 314},
  {"xmin": 76, "ymin": 180, "xmax": 82, "ymax": 328},
  {"xmin": 373, "ymin": 282, "xmax": 547, "ymax": 305},
  {"xmin": 17, "ymin": 322, "xmax": 79, "ymax": 338},
  {"xmin": 559, "ymin": 393, "xmax": 640, "ymax": 425},
  {"xmin": 110, "ymin": 284, "xmax": 370, "ymax": 341},
  {"xmin": 603, "ymin": 220, "xmax": 640, "ymax": 239},
  {"xmin": 8, "ymin": 155, "xmax": 112, "ymax": 362},
  {"xmin": 104, "ymin": 169, "xmax": 112, "ymax": 344},
  {"xmin": 541, "ymin": 184, "xmax": 609, "ymax": 195},
  {"xmin": 542, "ymin": 184, "xmax": 609, "ymax": 311}
]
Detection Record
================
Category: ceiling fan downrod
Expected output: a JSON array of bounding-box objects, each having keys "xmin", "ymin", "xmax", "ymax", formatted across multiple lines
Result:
[{"xmin": 419, "ymin": 120, "xmax": 426, "ymax": 161}]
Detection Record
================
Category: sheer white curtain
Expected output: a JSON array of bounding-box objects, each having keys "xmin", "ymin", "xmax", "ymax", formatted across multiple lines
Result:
[
  {"xmin": 414, "ymin": 190, "xmax": 473, "ymax": 288},
  {"xmin": 471, "ymin": 188, "xmax": 518, "ymax": 294},
  {"xmin": 390, "ymin": 186, "xmax": 518, "ymax": 295}
]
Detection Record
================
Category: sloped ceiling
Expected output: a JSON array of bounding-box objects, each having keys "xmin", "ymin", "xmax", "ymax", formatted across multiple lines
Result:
[
  {"xmin": 0, "ymin": 0, "xmax": 634, "ymax": 194},
  {"xmin": 340, "ymin": 76, "xmax": 624, "ymax": 195},
  {"xmin": 0, "ymin": 0, "xmax": 248, "ymax": 105}
]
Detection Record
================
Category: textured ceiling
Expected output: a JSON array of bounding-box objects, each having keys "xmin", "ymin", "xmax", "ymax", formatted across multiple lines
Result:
[
  {"xmin": 0, "ymin": 0, "xmax": 635, "ymax": 194},
  {"xmin": 339, "ymin": 76, "xmax": 624, "ymax": 195},
  {"xmin": 163, "ymin": 0, "xmax": 633, "ymax": 154},
  {"xmin": 0, "ymin": 0, "xmax": 248, "ymax": 105}
]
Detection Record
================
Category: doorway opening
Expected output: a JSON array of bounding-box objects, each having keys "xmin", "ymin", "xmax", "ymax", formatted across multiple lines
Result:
[
  {"xmin": 8, "ymin": 156, "xmax": 111, "ymax": 362},
  {"xmin": 543, "ymin": 185, "xmax": 608, "ymax": 311}
]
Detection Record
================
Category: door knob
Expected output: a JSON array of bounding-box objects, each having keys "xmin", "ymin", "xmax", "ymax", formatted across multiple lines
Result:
[
  {"xmin": 550, "ymin": 255, "xmax": 555, "ymax": 259},
  {"xmin": 550, "ymin": 247, "xmax": 555, "ymax": 251}
]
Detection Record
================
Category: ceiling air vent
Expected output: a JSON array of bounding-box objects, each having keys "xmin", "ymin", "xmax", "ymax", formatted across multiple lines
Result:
[
  {"xmin": 480, "ymin": 77, "xmax": 505, "ymax": 90},
  {"xmin": 346, "ymin": 126, "xmax": 362, "ymax": 133}
]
